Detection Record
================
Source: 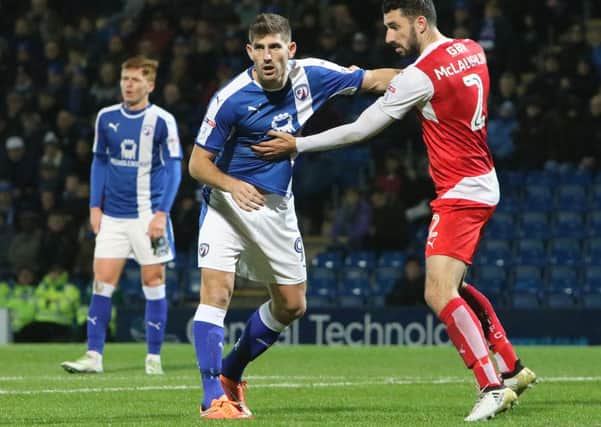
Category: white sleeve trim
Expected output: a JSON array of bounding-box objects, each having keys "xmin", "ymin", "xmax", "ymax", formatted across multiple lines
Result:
[{"xmin": 296, "ymin": 102, "xmax": 395, "ymax": 153}]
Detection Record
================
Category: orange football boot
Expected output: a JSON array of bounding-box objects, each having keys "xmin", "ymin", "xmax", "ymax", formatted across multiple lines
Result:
[
  {"xmin": 220, "ymin": 374, "xmax": 253, "ymax": 417},
  {"xmin": 199, "ymin": 395, "xmax": 252, "ymax": 419}
]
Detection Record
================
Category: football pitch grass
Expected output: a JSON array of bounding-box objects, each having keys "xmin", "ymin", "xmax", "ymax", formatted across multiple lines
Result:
[{"xmin": 1, "ymin": 344, "xmax": 600, "ymax": 426}]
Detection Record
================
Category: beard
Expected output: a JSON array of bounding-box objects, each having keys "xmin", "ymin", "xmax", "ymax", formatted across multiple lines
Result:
[{"xmin": 403, "ymin": 26, "xmax": 420, "ymax": 58}]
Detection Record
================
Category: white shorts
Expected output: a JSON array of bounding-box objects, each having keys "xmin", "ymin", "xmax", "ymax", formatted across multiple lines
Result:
[
  {"xmin": 94, "ymin": 212, "xmax": 175, "ymax": 265},
  {"xmin": 197, "ymin": 189, "xmax": 306, "ymax": 285}
]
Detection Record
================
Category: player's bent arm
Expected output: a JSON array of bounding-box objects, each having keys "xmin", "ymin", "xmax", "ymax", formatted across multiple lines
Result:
[
  {"xmin": 296, "ymin": 102, "xmax": 396, "ymax": 153},
  {"xmin": 189, "ymin": 145, "xmax": 239, "ymax": 192},
  {"xmin": 189, "ymin": 145, "xmax": 265, "ymax": 211},
  {"xmin": 361, "ymin": 68, "xmax": 400, "ymax": 93}
]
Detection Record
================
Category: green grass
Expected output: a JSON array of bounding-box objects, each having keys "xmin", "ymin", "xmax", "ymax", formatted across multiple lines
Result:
[{"xmin": 1, "ymin": 344, "xmax": 601, "ymax": 426}]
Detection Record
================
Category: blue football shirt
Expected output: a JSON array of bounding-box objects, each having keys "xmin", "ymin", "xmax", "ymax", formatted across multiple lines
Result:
[
  {"xmin": 195, "ymin": 58, "xmax": 365, "ymax": 195},
  {"xmin": 92, "ymin": 103, "xmax": 182, "ymax": 218}
]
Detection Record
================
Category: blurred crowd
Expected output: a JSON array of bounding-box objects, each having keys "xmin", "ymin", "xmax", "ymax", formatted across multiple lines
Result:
[{"xmin": 0, "ymin": 0, "xmax": 600, "ymax": 315}]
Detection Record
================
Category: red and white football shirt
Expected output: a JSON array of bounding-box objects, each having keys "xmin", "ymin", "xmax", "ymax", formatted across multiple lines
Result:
[{"xmin": 377, "ymin": 38, "xmax": 499, "ymax": 208}]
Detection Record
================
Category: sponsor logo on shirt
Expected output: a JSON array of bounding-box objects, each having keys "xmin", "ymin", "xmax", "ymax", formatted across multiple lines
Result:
[
  {"xmin": 204, "ymin": 117, "xmax": 217, "ymax": 128},
  {"xmin": 120, "ymin": 139, "xmax": 137, "ymax": 160},
  {"xmin": 108, "ymin": 122, "xmax": 120, "ymax": 132}
]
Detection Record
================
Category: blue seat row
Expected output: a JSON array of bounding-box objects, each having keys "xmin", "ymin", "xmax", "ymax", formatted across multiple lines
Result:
[{"xmin": 474, "ymin": 237, "xmax": 601, "ymax": 267}]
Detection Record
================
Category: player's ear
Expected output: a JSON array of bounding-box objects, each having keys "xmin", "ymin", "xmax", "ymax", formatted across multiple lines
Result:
[
  {"xmin": 288, "ymin": 41, "xmax": 297, "ymax": 59},
  {"xmin": 416, "ymin": 16, "xmax": 427, "ymax": 34},
  {"xmin": 245, "ymin": 43, "xmax": 254, "ymax": 61}
]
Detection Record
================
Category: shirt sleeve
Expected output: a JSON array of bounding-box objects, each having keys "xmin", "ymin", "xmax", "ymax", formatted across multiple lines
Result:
[
  {"xmin": 295, "ymin": 101, "xmax": 396, "ymax": 153},
  {"xmin": 92, "ymin": 110, "xmax": 108, "ymax": 155},
  {"xmin": 159, "ymin": 112, "xmax": 183, "ymax": 160},
  {"xmin": 305, "ymin": 58, "xmax": 365, "ymax": 98},
  {"xmin": 89, "ymin": 153, "xmax": 107, "ymax": 208},
  {"xmin": 376, "ymin": 65, "xmax": 434, "ymax": 120},
  {"xmin": 157, "ymin": 159, "xmax": 181, "ymax": 213},
  {"xmin": 195, "ymin": 93, "xmax": 237, "ymax": 153}
]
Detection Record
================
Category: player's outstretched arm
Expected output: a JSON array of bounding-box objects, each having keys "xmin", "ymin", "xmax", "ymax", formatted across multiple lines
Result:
[
  {"xmin": 361, "ymin": 68, "xmax": 400, "ymax": 93},
  {"xmin": 253, "ymin": 101, "xmax": 395, "ymax": 159},
  {"xmin": 189, "ymin": 145, "xmax": 265, "ymax": 211}
]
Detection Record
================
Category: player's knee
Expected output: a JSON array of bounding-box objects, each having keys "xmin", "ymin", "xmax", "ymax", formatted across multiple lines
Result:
[
  {"xmin": 274, "ymin": 299, "xmax": 306, "ymax": 324},
  {"xmin": 424, "ymin": 277, "xmax": 444, "ymax": 309},
  {"xmin": 141, "ymin": 269, "xmax": 164, "ymax": 286}
]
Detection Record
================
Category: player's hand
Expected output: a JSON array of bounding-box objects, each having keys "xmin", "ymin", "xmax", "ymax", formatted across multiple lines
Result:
[
  {"xmin": 148, "ymin": 211, "xmax": 167, "ymax": 240},
  {"xmin": 90, "ymin": 207, "xmax": 103, "ymax": 235},
  {"xmin": 251, "ymin": 130, "xmax": 297, "ymax": 160},
  {"xmin": 228, "ymin": 179, "xmax": 265, "ymax": 212}
]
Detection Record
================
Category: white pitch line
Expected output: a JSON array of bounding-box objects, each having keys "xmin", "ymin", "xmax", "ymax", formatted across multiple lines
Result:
[{"xmin": 1, "ymin": 376, "xmax": 600, "ymax": 396}]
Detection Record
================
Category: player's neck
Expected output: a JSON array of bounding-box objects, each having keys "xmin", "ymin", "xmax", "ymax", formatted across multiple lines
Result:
[
  {"xmin": 418, "ymin": 28, "xmax": 446, "ymax": 54},
  {"xmin": 124, "ymin": 99, "xmax": 150, "ymax": 111}
]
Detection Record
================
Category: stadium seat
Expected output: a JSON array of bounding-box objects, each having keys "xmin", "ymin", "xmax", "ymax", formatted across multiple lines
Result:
[
  {"xmin": 186, "ymin": 268, "xmax": 201, "ymax": 300},
  {"xmin": 513, "ymin": 266, "xmax": 544, "ymax": 290},
  {"xmin": 551, "ymin": 211, "xmax": 585, "ymax": 239},
  {"xmin": 498, "ymin": 170, "xmax": 525, "ymax": 193},
  {"xmin": 546, "ymin": 266, "xmax": 578, "ymax": 289},
  {"xmin": 545, "ymin": 266, "xmax": 579, "ymax": 307},
  {"xmin": 525, "ymin": 170, "xmax": 558, "ymax": 186},
  {"xmin": 311, "ymin": 251, "xmax": 343, "ymax": 269},
  {"xmin": 511, "ymin": 266, "xmax": 544, "ymax": 309},
  {"xmin": 511, "ymin": 290, "xmax": 541, "ymax": 309},
  {"xmin": 121, "ymin": 263, "xmax": 142, "ymax": 298},
  {"xmin": 344, "ymin": 250, "xmax": 377, "ymax": 270},
  {"xmin": 377, "ymin": 251, "xmax": 406, "ymax": 269},
  {"xmin": 518, "ymin": 212, "xmax": 549, "ymax": 240},
  {"xmin": 495, "ymin": 192, "xmax": 520, "ymax": 214},
  {"xmin": 546, "ymin": 285, "xmax": 578, "ymax": 308},
  {"xmin": 372, "ymin": 266, "xmax": 403, "ymax": 295},
  {"xmin": 584, "ymin": 238, "xmax": 601, "ymax": 265},
  {"xmin": 308, "ymin": 267, "xmax": 338, "ymax": 290},
  {"xmin": 583, "ymin": 266, "xmax": 601, "ymax": 289},
  {"xmin": 558, "ymin": 169, "xmax": 592, "ymax": 186},
  {"xmin": 582, "ymin": 267, "xmax": 601, "ymax": 308},
  {"xmin": 473, "ymin": 239, "xmax": 512, "ymax": 267},
  {"xmin": 589, "ymin": 184, "xmax": 601, "ymax": 210},
  {"xmin": 307, "ymin": 267, "xmax": 338, "ymax": 307},
  {"xmin": 514, "ymin": 239, "xmax": 546, "ymax": 267},
  {"xmin": 547, "ymin": 238, "xmax": 582, "ymax": 266},
  {"xmin": 554, "ymin": 185, "xmax": 587, "ymax": 212},
  {"xmin": 522, "ymin": 185, "xmax": 553, "ymax": 212},
  {"xmin": 165, "ymin": 266, "xmax": 182, "ymax": 304},
  {"xmin": 472, "ymin": 265, "xmax": 507, "ymax": 293},
  {"xmin": 338, "ymin": 267, "xmax": 371, "ymax": 307},
  {"xmin": 485, "ymin": 212, "xmax": 516, "ymax": 239},
  {"xmin": 586, "ymin": 211, "xmax": 601, "ymax": 238}
]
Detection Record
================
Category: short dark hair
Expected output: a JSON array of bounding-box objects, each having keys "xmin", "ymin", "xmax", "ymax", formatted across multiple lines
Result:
[
  {"xmin": 248, "ymin": 13, "xmax": 291, "ymax": 43},
  {"xmin": 381, "ymin": 0, "xmax": 437, "ymax": 25}
]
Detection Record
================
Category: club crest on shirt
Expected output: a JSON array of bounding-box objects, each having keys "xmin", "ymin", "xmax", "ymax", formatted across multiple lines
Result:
[
  {"xmin": 120, "ymin": 139, "xmax": 137, "ymax": 160},
  {"xmin": 271, "ymin": 112, "xmax": 295, "ymax": 133},
  {"xmin": 143, "ymin": 124, "xmax": 154, "ymax": 136},
  {"xmin": 199, "ymin": 243, "xmax": 210, "ymax": 257},
  {"xmin": 294, "ymin": 84, "xmax": 309, "ymax": 101}
]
